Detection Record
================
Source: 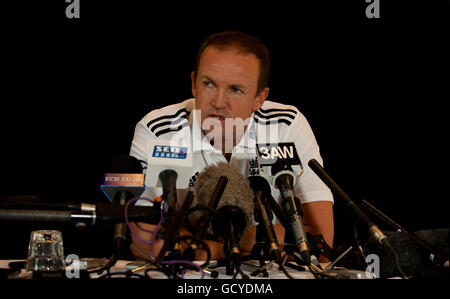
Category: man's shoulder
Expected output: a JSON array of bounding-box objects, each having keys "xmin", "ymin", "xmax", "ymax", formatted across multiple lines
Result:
[
  {"xmin": 254, "ymin": 100, "xmax": 304, "ymax": 127},
  {"xmin": 138, "ymin": 98, "xmax": 194, "ymax": 137},
  {"xmin": 260, "ymin": 100, "xmax": 300, "ymax": 113}
]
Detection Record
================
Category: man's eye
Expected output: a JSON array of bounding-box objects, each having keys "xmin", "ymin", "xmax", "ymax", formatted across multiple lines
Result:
[
  {"xmin": 231, "ymin": 87, "xmax": 242, "ymax": 94},
  {"xmin": 203, "ymin": 81, "xmax": 213, "ymax": 87}
]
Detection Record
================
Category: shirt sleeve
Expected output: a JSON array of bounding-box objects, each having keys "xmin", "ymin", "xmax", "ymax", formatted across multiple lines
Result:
[
  {"xmin": 130, "ymin": 121, "xmax": 153, "ymax": 171},
  {"xmin": 129, "ymin": 120, "xmax": 160, "ymax": 206},
  {"xmin": 288, "ymin": 110, "xmax": 334, "ymax": 205}
]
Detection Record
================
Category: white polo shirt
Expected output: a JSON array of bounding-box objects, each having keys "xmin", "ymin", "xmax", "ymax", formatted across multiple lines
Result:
[{"xmin": 130, "ymin": 98, "xmax": 333, "ymax": 209}]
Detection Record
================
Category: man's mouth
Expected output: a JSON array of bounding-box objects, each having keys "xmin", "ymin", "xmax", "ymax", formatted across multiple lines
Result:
[{"xmin": 208, "ymin": 114, "xmax": 226, "ymax": 120}]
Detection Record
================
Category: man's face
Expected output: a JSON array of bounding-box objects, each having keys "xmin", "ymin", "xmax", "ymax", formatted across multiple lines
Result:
[{"xmin": 191, "ymin": 46, "xmax": 268, "ymax": 150}]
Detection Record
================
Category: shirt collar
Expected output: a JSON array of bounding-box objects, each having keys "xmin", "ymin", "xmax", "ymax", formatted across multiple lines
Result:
[{"xmin": 189, "ymin": 100, "xmax": 257, "ymax": 154}]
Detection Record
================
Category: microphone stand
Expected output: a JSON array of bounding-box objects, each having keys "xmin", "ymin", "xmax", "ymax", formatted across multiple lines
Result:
[
  {"xmin": 208, "ymin": 230, "xmax": 249, "ymax": 279},
  {"xmin": 99, "ymin": 192, "xmax": 128, "ymax": 276},
  {"xmin": 322, "ymin": 224, "xmax": 372, "ymax": 274},
  {"xmin": 265, "ymin": 194, "xmax": 310, "ymax": 273},
  {"xmin": 241, "ymin": 223, "xmax": 271, "ymax": 277},
  {"xmin": 158, "ymin": 190, "xmax": 195, "ymax": 278},
  {"xmin": 282, "ymin": 232, "xmax": 312, "ymax": 271},
  {"xmin": 209, "ymin": 246, "xmax": 247, "ymax": 279}
]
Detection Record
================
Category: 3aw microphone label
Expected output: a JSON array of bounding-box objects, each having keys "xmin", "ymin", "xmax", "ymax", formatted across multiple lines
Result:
[
  {"xmin": 152, "ymin": 145, "xmax": 188, "ymax": 159},
  {"xmin": 257, "ymin": 143, "xmax": 301, "ymax": 166}
]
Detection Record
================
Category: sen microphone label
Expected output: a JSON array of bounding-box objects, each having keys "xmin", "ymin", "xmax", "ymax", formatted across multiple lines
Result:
[{"xmin": 152, "ymin": 145, "xmax": 188, "ymax": 159}]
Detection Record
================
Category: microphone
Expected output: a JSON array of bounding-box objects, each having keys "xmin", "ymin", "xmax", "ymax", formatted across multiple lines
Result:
[
  {"xmin": 259, "ymin": 142, "xmax": 311, "ymax": 266},
  {"xmin": 248, "ymin": 176, "xmax": 282, "ymax": 265},
  {"xmin": 143, "ymin": 140, "xmax": 193, "ymax": 262},
  {"xmin": 195, "ymin": 163, "xmax": 254, "ymax": 234},
  {"xmin": 183, "ymin": 173, "xmax": 228, "ymax": 263},
  {"xmin": 195, "ymin": 162, "xmax": 254, "ymax": 266},
  {"xmin": 101, "ymin": 155, "xmax": 146, "ymax": 257},
  {"xmin": 360, "ymin": 199, "xmax": 449, "ymax": 268},
  {"xmin": 156, "ymin": 190, "xmax": 195, "ymax": 261},
  {"xmin": 187, "ymin": 176, "xmax": 228, "ymax": 238},
  {"xmin": 100, "ymin": 155, "xmax": 146, "ymax": 203},
  {"xmin": 307, "ymin": 159, "xmax": 387, "ymax": 245},
  {"xmin": 145, "ymin": 139, "xmax": 193, "ymax": 212},
  {"xmin": 307, "ymin": 159, "xmax": 417, "ymax": 278},
  {"xmin": 263, "ymin": 193, "xmax": 290, "ymax": 230},
  {"xmin": 0, "ymin": 203, "xmax": 158, "ymax": 225}
]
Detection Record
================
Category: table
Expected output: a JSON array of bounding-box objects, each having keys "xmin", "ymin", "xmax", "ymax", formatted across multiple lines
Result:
[{"xmin": 0, "ymin": 258, "xmax": 374, "ymax": 279}]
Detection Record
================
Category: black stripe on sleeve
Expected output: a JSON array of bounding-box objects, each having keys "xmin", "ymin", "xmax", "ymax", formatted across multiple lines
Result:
[
  {"xmin": 254, "ymin": 110, "xmax": 296, "ymax": 120},
  {"xmin": 149, "ymin": 115, "xmax": 188, "ymax": 133},
  {"xmin": 253, "ymin": 117, "xmax": 292, "ymax": 126},
  {"xmin": 154, "ymin": 121, "xmax": 189, "ymax": 137},
  {"xmin": 258, "ymin": 107, "xmax": 297, "ymax": 115},
  {"xmin": 146, "ymin": 108, "xmax": 187, "ymax": 129}
]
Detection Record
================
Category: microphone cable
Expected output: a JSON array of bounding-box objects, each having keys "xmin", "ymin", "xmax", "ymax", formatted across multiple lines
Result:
[{"xmin": 381, "ymin": 238, "xmax": 409, "ymax": 279}]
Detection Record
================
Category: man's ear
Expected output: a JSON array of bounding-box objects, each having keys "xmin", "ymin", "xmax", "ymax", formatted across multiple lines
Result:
[
  {"xmin": 253, "ymin": 87, "xmax": 269, "ymax": 111},
  {"xmin": 191, "ymin": 71, "xmax": 197, "ymax": 98}
]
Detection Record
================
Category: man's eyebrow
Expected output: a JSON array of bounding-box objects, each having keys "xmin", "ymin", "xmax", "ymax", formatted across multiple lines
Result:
[
  {"xmin": 230, "ymin": 83, "xmax": 247, "ymax": 90},
  {"xmin": 200, "ymin": 75, "xmax": 216, "ymax": 83},
  {"xmin": 201, "ymin": 75, "xmax": 247, "ymax": 90}
]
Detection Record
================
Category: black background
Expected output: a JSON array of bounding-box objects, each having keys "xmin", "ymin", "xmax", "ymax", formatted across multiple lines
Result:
[{"xmin": 0, "ymin": 1, "xmax": 448, "ymax": 259}]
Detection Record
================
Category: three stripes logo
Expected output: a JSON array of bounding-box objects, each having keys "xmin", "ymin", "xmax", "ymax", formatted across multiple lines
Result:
[
  {"xmin": 146, "ymin": 108, "xmax": 189, "ymax": 137},
  {"xmin": 253, "ymin": 107, "xmax": 297, "ymax": 126}
]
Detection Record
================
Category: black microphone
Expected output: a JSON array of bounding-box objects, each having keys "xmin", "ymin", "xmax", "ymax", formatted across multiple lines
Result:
[
  {"xmin": 266, "ymin": 193, "xmax": 290, "ymax": 230},
  {"xmin": 159, "ymin": 169, "xmax": 178, "ymax": 213},
  {"xmin": 271, "ymin": 159, "xmax": 311, "ymax": 266},
  {"xmin": 0, "ymin": 203, "xmax": 158, "ymax": 224},
  {"xmin": 184, "ymin": 171, "xmax": 231, "ymax": 263},
  {"xmin": 195, "ymin": 162, "xmax": 254, "ymax": 269},
  {"xmin": 360, "ymin": 199, "xmax": 449, "ymax": 268},
  {"xmin": 248, "ymin": 176, "xmax": 282, "ymax": 265},
  {"xmin": 145, "ymin": 140, "xmax": 193, "ymax": 213},
  {"xmin": 194, "ymin": 163, "xmax": 254, "ymax": 236},
  {"xmin": 215, "ymin": 205, "xmax": 247, "ymax": 268},
  {"xmin": 101, "ymin": 155, "xmax": 145, "ymax": 257},
  {"xmin": 101, "ymin": 155, "xmax": 146, "ymax": 203},
  {"xmin": 156, "ymin": 190, "xmax": 195, "ymax": 261},
  {"xmin": 307, "ymin": 159, "xmax": 387, "ymax": 244},
  {"xmin": 188, "ymin": 176, "xmax": 228, "ymax": 238}
]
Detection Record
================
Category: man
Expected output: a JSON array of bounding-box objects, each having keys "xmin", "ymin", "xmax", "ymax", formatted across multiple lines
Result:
[{"xmin": 129, "ymin": 31, "xmax": 334, "ymax": 262}]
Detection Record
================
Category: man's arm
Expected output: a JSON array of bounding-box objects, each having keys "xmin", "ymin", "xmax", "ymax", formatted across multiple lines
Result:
[{"xmin": 301, "ymin": 201, "xmax": 334, "ymax": 249}]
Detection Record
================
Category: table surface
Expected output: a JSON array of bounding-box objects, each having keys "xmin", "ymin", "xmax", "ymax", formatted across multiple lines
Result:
[{"xmin": 0, "ymin": 258, "xmax": 374, "ymax": 279}]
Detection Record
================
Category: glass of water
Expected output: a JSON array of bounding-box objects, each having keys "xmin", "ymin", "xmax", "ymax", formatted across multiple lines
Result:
[{"xmin": 26, "ymin": 230, "xmax": 65, "ymax": 276}]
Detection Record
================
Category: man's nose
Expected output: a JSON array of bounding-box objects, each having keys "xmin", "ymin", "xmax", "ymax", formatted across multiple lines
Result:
[{"xmin": 211, "ymin": 89, "xmax": 227, "ymax": 109}]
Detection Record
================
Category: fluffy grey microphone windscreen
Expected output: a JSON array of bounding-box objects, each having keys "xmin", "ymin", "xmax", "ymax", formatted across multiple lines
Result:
[{"xmin": 194, "ymin": 162, "xmax": 254, "ymax": 232}]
